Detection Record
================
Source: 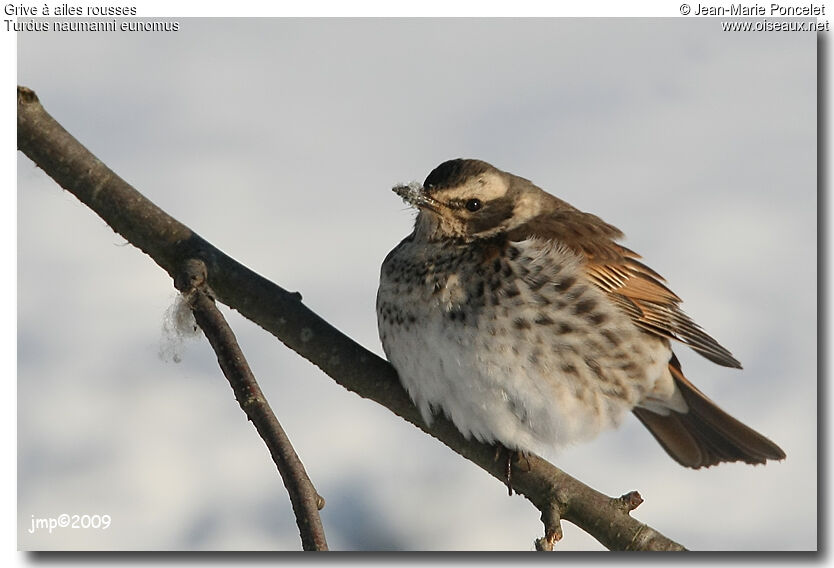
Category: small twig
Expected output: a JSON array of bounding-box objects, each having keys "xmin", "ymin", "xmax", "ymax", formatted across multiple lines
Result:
[
  {"xmin": 176, "ymin": 258, "xmax": 328, "ymax": 551},
  {"xmin": 534, "ymin": 502, "xmax": 563, "ymax": 551},
  {"xmin": 615, "ymin": 491, "xmax": 644, "ymax": 513}
]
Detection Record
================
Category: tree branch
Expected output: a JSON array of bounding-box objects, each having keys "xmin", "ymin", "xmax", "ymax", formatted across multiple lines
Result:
[
  {"xmin": 17, "ymin": 85, "xmax": 686, "ymax": 551},
  {"xmin": 175, "ymin": 259, "xmax": 328, "ymax": 551}
]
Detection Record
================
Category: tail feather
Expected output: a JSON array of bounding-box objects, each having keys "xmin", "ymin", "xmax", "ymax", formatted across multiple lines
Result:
[{"xmin": 633, "ymin": 356, "xmax": 786, "ymax": 469}]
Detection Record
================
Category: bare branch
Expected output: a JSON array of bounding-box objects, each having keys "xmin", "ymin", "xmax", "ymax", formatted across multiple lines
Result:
[
  {"xmin": 175, "ymin": 259, "xmax": 328, "ymax": 551},
  {"xmin": 17, "ymin": 85, "xmax": 686, "ymax": 551}
]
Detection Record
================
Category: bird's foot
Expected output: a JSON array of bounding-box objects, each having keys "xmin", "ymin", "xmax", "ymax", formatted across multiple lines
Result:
[{"xmin": 493, "ymin": 445, "xmax": 531, "ymax": 496}]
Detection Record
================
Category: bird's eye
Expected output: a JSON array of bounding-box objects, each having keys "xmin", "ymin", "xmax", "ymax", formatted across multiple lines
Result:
[{"xmin": 465, "ymin": 198, "xmax": 482, "ymax": 212}]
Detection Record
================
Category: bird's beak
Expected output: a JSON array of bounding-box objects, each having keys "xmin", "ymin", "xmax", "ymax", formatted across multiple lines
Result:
[{"xmin": 392, "ymin": 182, "xmax": 441, "ymax": 213}]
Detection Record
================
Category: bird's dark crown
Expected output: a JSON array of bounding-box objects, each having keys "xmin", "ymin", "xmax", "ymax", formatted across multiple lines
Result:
[{"xmin": 423, "ymin": 159, "xmax": 495, "ymax": 193}]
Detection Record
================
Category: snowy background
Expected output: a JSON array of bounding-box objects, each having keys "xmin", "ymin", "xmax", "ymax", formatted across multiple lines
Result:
[{"xmin": 18, "ymin": 18, "xmax": 816, "ymax": 550}]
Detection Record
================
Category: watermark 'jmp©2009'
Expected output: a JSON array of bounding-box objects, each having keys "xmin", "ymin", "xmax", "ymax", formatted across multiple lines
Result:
[{"xmin": 26, "ymin": 514, "xmax": 112, "ymax": 534}]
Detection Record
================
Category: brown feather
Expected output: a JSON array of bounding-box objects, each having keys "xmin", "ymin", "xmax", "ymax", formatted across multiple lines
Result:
[
  {"xmin": 633, "ymin": 356, "xmax": 786, "ymax": 468},
  {"xmin": 506, "ymin": 209, "xmax": 625, "ymax": 261}
]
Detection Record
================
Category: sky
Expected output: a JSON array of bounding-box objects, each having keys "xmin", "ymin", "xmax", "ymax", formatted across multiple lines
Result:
[{"xmin": 16, "ymin": 17, "xmax": 817, "ymax": 551}]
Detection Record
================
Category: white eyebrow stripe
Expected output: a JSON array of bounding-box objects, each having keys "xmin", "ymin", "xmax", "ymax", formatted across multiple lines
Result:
[{"xmin": 436, "ymin": 171, "xmax": 509, "ymax": 202}]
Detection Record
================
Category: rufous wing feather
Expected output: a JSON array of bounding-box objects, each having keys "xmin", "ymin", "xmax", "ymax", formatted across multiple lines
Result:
[{"xmin": 508, "ymin": 206, "xmax": 742, "ymax": 367}]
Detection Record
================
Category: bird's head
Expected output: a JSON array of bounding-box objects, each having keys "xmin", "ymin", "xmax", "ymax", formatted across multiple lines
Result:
[{"xmin": 393, "ymin": 159, "xmax": 548, "ymax": 243}]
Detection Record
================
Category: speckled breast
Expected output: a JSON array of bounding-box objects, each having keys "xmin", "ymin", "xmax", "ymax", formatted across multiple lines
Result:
[{"xmin": 376, "ymin": 234, "xmax": 667, "ymax": 452}]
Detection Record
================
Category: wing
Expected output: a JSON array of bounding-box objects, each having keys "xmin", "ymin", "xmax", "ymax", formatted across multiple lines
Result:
[{"xmin": 507, "ymin": 209, "xmax": 742, "ymax": 369}]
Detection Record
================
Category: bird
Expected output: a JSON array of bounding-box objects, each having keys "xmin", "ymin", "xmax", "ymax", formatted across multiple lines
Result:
[{"xmin": 376, "ymin": 158, "xmax": 785, "ymax": 470}]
